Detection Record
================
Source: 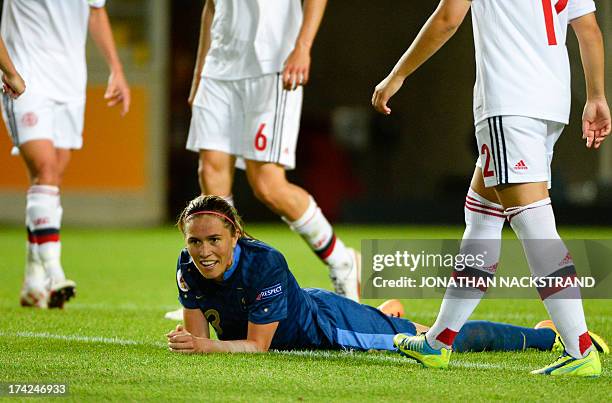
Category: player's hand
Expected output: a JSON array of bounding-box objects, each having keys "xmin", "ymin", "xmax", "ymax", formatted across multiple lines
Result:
[
  {"xmin": 282, "ymin": 43, "xmax": 311, "ymax": 91},
  {"xmin": 372, "ymin": 73, "xmax": 405, "ymax": 115},
  {"xmin": 104, "ymin": 69, "xmax": 131, "ymax": 116},
  {"xmin": 166, "ymin": 325, "xmax": 211, "ymax": 354},
  {"xmin": 582, "ymin": 98, "xmax": 611, "ymax": 149},
  {"xmin": 2, "ymin": 72, "xmax": 25, "ymax": 99}
]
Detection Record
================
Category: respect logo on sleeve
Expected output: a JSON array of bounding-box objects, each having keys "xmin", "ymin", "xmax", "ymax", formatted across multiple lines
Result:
[{"xmin": 255, "ymin": 283, "xmax": 283, "ymax": 301}]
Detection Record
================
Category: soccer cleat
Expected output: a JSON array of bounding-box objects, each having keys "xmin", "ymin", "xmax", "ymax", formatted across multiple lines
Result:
[
  {"xmin": 377, "ymin": 299, "xmax": 404, "ymax": 318},
  {"xmin": 164, "ymin": 308, "xmax": 184, "ymax": 321},
  {"xmin": 530, "ymin": 350, "xmax": 601, "ymax": 377},
  {"xmin": 48, "ymin": 279, "xmax": 76, "ymax": 309},
  {"xmin": 393, "ymin": 333, "xmax": 451, "ymax": 369},
  {"xmin": 535, "ymin": 320, "xmax": 609, "ymax": 355},
  {"xmin": 20, "ymin": 285, "xmax": 48, "ymax": 308},
  {"xmin": 329, "ymin": 248, "xmax": 361, "ymax": 302}
]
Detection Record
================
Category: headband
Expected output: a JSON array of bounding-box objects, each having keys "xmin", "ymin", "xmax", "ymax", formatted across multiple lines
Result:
[{"xmin": 186, "ymin": 210, "xmax": 238, "ymax": 232}]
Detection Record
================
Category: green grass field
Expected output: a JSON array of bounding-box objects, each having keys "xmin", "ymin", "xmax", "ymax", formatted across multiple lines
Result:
[{"xmin": 1, "ymin": 225, "xmax": 610, "ymax": 401}]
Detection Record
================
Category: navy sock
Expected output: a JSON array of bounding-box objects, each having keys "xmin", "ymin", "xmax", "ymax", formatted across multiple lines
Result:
[{"xmin": 452, "ymin": 320, "xmax": 556, "ymax": 352}]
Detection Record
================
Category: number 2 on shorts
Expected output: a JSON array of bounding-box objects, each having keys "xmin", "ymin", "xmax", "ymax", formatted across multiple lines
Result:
[{"xmin": 481, "ymin": 144, "xmax": 495, "ymax": 178}]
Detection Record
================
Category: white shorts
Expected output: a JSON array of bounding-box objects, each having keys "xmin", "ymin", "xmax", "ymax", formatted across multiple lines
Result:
[
  {"xmin": 475, "ymin": 116, "xmax": 564, "ymax": 189},
  {"xmin": 1, "ymin": 91, "xmax": 85, "ymax": 155},
  {"xmin": 186, "ymin": 74, "xmax": 303, "ymax": 169}
]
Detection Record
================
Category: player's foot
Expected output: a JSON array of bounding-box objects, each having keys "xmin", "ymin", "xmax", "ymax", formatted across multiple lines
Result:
[
  {"xmin": 377, "ymin": 299, "xmax": 404, "ymax": 318},
  {"xmin": 20, "ymin": 285, "xmax": 48, "ymax": 308},
  {"xmin": 530, "ymin": 350, "xmax": 601, "ymax": 377},
  {"xmin": 329, "ymin": 248, "xmax": 360, "ymax": 302},
  {"xmin": 393, "ymin": 333, "xmax": 451, "ymax": 369},
  {"xmin": 535, "ymin": 320, "xmax": 609, "ymax": 355},
  {"xmin": 48, "ymin": 279, "xmax": 76, "ymax": 309},
  {"xmin": 164, "ymin": 308, "xmax": 183, "ymax": 321}
]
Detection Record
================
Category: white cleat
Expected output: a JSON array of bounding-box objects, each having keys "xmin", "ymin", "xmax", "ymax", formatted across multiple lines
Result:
[
  {"xmin": 330, "ymin": 248, "xmax": 361, "ymax": 302},
  {"xmin": 48, "ymin": 279, "xmax": 76, "ymax": 309},
  {"xmin": 164, "ymin": 308, "xmax": 184, "ymax": 321},
  {"xmin": 20, "ymin": 285, "xmax": 49, "ymax": 308}
]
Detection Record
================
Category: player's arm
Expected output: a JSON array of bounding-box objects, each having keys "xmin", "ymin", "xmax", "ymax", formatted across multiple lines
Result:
[
  {"xmin": 282, "ymin": 0, "xmax": 327, "ymax": 90},
  {"xmin": 0, "ymin": 37, "xmax": 25, "ymax": 98},
  {"xmin": 183, "ymin": 307, "xmax": 210, "ymax": 338},
  {"xmin": 88, "ymin": 6, "xmax": 131, "ymax": 116},
  {"xmin": 167, "ymin": 321, "xmax": 279, "ymax": 354},
  {"xmin": 188, "ymin": 0, "xmax": 215, "ymax": 107},
  {"xmin": 571, "ymin": 13, "xmax": 611, "ymax": 149},
  {"xmin": 371, "ymin": 0, "xmax": 471, "ymax": 115}
]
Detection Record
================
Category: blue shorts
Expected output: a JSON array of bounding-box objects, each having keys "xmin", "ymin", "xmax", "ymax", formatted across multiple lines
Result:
[{"xmin": 305, "ymin": 289, "xmax": 416, "ymax": 351}]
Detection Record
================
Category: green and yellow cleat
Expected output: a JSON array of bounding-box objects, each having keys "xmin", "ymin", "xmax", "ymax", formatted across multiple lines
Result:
[
  {"xmin": 531, "ymin": 350, "xmax": 601, "ymax": 377},
  {"xmin": 393, "ymin": 333, "xmax": 451, "ymax": 369},
  {"xmin": 535, "ymin": 320, "xmax": 609, "ymax": 355}
]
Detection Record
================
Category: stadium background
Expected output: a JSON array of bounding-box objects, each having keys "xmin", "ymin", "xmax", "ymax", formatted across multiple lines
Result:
[{"xmin": 0, "ymin": 0, "xmax": 610, "ymax": 225}]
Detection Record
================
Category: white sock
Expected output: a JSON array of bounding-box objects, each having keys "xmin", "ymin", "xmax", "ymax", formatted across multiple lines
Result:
[
  {"xmin": 508, "ymin": 199, "xmax": 592, "ymax": 358},
  {"xmin": 26, "ymin": 185, "xmax": 65, "ymax": 284},
  {"xmin": 284, "ymin": 196, "xmax": 352, "ymax": 271},
  {"xmin": 426, "ymin": 189, "xmax": 505, "ymax": 349}
]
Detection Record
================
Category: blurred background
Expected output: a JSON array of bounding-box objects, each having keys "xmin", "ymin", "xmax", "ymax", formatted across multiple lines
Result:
[{"xmin": 0, "ymin": 0, "xmax": 610, "ymax": 226}]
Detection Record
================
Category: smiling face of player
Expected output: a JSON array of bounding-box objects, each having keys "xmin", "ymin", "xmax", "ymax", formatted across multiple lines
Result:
[{"xmin": 184, "ymin": 214, "xmax": 238, "ymax": 282}]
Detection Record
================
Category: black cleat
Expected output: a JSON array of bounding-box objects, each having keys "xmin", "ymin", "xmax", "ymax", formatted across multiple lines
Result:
[{"xmin": 48, "ymin": 280, "xmax": 76, "ymax": 309}]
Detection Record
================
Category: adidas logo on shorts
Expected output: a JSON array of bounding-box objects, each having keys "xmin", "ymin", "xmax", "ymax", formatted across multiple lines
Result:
[{"xmin": 514, "ymin": 160, "xmax": 528, "ymax": 170}]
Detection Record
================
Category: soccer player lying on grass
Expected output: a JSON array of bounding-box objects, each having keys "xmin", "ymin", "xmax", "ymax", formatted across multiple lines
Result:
[{"xmin": 166, "ymin": 195, "xmax": 609, "ymax": 355}]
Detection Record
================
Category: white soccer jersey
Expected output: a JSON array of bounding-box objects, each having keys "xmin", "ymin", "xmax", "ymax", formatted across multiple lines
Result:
[
  {"xmin": 471, "ymin": 0, "xmax": 596, "ymax": 124},
  {"xmin": 1, "ymin": 0, "xmax": 106, "ymax": 103},
  {"xmin": 202, "ymin": 0, "xmax": 303, "ymax": 80}
]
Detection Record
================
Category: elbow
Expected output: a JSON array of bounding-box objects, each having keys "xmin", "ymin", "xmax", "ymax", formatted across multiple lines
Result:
[{"xmin": 438, "ymin": 16, "xmax": 462, "ymax": 34}]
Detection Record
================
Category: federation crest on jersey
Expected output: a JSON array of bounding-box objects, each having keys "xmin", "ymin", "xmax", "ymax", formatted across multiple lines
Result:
[{"xmin": 177, "ymin": 269, "xmax": 189, "ymax": 292}]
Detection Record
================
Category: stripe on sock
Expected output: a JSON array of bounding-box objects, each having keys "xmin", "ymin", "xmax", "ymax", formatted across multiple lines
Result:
[
  {"xmin": 27, "ymin": 228, "xmax": 60, "ymax": 244},
  {"xmin": 536, "ymin": 265, "xmax": 577, "ymax": 300},
  {"xmin": 465, "ymin": 196, "xmax": 504, "ymax": 212},
  {"xmin": 464, "ymin": 204, "xmax": 506, "ymax": 219},
  {"xmin": 578, "ymin": 331, "xmax": 593, "ymax": 355},
  {"xmin": 315, "ymin": 234, "xmax": 337, "ymax": 260},
  {"xmin": 436, "ymin": 328, "xmax": 458, "ymax": 346},
  {"xmin": 452, "ymin": 265, "xmax": 495, "ymax": 292}
]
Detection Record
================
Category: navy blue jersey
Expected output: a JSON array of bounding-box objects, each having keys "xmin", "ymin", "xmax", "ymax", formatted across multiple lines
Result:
[{"xmin": 176, "ymin": 238, "xmax": 416, "ymax": 351}]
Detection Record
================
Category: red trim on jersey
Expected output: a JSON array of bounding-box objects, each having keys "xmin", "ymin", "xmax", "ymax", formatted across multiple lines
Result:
[
  {"xmin": 436, "ymin": 328, "xmax": 458, "ymax": 346},
  {"xmin": 464, "ymin": 204, "xmax": 506, "ymax": 219},
  {"xmin": 555, "ymin": 0, "xmax": 568, "ymax": 14},
  {"xmin": 578, "ymin": 331, "xmax": 593, "ymax": 355},
  {"xmin": 465, "ymin": 198, "xmax": 504, "ymax": 213},
  {"xmin": 542, "ymin": 0, "xmax": 557, "ymax": 45}
]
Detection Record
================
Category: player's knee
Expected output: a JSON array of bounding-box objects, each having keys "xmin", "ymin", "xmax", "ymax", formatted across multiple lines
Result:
[{"xmin": 31, "ymin": 161, "xmax": 59, "ymax": 185}]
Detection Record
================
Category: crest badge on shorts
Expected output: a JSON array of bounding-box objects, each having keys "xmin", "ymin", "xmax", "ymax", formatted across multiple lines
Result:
[
  {"xmin": 21, "ymin": 112, "xmax": 38, "ymax": 127},
  {"xmin": 177, "ymin": 269, "xmax": 189, "ymax": 292}
]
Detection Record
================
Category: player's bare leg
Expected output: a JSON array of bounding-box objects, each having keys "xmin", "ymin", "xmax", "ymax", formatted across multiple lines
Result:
[
  {"xmin": 19, "ymin": 140, "xmax": 74, "ymax": 308},
  {"xmin": 245, "ymin": 160, "xmax": 360, "ymax": 302},
  {"xmin": 493, "ymin": 181, "xmax": 595, "ymax": 362},
  {"xmin": 198, "ymin": 149, "xmax": 236, "ymax": 199}
]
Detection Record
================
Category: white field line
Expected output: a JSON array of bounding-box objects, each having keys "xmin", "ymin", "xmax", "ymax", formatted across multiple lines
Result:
[
  {"xmin": 0, "ymin": 331, "xmax": 166, "ymax": 348},
  {"xmin": 0, "ymin": 331, "xmax": 532, "ymax": 372}
]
